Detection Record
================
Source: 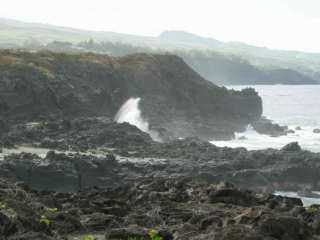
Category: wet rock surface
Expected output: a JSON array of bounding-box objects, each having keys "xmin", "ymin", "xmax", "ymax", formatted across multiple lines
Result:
[{"xmin": 251, "ymin": 117, "xmax": 290, "ymax": 137}]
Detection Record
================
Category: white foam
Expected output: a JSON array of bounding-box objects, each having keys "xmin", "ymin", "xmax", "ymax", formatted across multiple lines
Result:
[
  {"xmin": 275, "ymin": 191, "xmax": 320, "ymax": 207},
  {"xmin": 211, "ymin": 125, "xmax": 320, "ymax": 152},
  {"xmin": 114, "ymin": 98, "xmax": 161, "ymax": 141},
  {"xmin": 211, "ymin": 85, "xmax": 320, "ymax": 152}
]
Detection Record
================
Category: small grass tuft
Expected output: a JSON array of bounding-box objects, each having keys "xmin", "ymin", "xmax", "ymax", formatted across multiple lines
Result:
[
  {"xmin": 45, "ymin": 207, "xmax": 58, "ymax": 213},
  {"xmin": 81, "ymin": 235, "xmax": 95, "ymax": 240},
  {"xmin": 39, "ymin": 215, "xmax": 51, "ymax": 226},
  {"xmin": 148, "ymin": 230, "xmax": 163, "ymax": 240},
  {"xmin": 306, "ymin": 205, "xmax": 320, "ymax": 214},
  {"xmin": 0, "ymin": 201, "xmax": 7, "ymax": 209}
]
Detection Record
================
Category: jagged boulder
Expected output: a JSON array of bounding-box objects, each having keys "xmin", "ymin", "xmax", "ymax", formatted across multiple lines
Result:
[
  {"xmin": 252, "ymin": 117, "xmax": 288, "ymax": 137},
  {"xmin": 259, "ymin": 216, "xmax": 307, "ymax": 240},
  {"xmin": 313, "ymin": 129, "xmax": 320, "ymax": 134},
  {"xmin": 281, "ymin": 142, "xmax": 302, "ymax": 152}
]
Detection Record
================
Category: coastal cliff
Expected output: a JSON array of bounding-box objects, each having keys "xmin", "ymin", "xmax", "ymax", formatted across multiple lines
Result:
[{"xmin": 0, "ymin": 50, "xmax": 262, "ymax": 140}]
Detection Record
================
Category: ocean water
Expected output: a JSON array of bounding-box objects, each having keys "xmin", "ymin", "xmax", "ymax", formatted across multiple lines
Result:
[
  {"xmin": 211, "ymin": 85, "xmax": 320, "ymax": 152},
  {"xmin": 275, "ymin": 191, "xmax": 320, "ymax": 207}
]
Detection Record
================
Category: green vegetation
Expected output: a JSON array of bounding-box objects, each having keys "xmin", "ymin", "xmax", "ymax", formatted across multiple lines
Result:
[
  {"xmin": 81, "ymin": 235, "xmax": 96, "ymax": 240},
  {"xmin": 0, "ymin": 200, "xmax": 17, "ymax": 217},
  {"xmin": 38, "ymin": 207, "xmax": 59, "ymax": 226},
  {"xmin": 0, "ymin": 201, "xmax": 7, "ymax": 209},
  {"xmin": 126, "ymin": 230, "xmax": 163, "ymax": 240},
  {"xmin": 39, "ymin": 215, "xmax": 51, "ymax": 226},
  {"xmin": 306, "ymin": 205, "xmax": 320, "ymax": 214},
  {"xmin": 148, "ymin": 230, "xmax": 163, "ymax": 240},
  {"xmin": 45, "ymin": 207, "xmax": 58, "ymax": 213}
]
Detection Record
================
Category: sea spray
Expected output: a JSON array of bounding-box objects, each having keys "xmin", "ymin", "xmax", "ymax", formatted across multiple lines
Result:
[
  {"xmin": 114, "ymin": 98, "xmax": 161, "ymax": 141},
  {"xmin": 211, "ymin": 124, "xmax": 320, "ymax": 152},
  {"xmin": 211, "ymin": 85, "xmax": 320, "ymax": 152}
]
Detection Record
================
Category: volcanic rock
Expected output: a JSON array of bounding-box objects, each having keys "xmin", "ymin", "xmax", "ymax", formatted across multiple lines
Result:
[{"xmin": 0, "ymin": 50, "xmax": 262, "ymax": 140}]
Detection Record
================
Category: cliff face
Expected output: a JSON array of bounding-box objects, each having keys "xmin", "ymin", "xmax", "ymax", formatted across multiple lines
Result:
[
  {"xmin": 117, "ymin": 54, "xmax": 262, "ymax": 139},
  {"xmin": 0, "ymin": 50, "xmax": 262, "ymax": 140}
]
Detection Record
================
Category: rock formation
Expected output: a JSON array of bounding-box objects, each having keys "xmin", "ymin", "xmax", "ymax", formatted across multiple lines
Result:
[{"xmin": 0, "ymin": 50, "xmax": 262, "ymax": 140}]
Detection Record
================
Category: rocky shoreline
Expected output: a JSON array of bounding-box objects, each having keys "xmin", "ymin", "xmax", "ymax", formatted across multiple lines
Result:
[
  {"xmin": 0, "ymin": 51, "xmax": 320, "ymax": 239},
  {"xmin": 0, "ymin": 117, "xmax": 319, "ymax": 238},
  {"xmin": 1, "ymin": 117, "xmax": 320, "ymax": 193}
]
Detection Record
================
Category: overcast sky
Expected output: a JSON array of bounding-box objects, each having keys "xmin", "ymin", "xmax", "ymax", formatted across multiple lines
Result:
[{"xmin": 1, "ymin": 0, "xmax": 320, "ymax": 52}]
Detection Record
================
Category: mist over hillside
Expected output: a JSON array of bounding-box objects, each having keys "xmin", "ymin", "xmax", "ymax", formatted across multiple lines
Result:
[{"xmin": 1, "ymin": 17, "xmax": 320, "ymax": 85}]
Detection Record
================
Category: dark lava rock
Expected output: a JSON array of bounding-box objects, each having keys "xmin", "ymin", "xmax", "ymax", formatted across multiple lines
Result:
[
  {"xmin": 208, "ymin": 183, "xmax": 258, "ymax": 206},
  {"xmin": 287, "ymin": 129, "xmax": 295, "ymax": 134},
  {"xmin": 0, "ymin": 50, "xmax": 262, "ymax": 140},
  {"xmin": 252, "ymin": 117, "xmax": 288, "ymax": 137},
  {"xmin": 1, "ymin": 128, "xmax": 320, "ymax": 194},
  {"xmin": 82, "ymin": 213, "xmax": 115, "ymax": 231},
  {"xmin": 298, "ymin": 189, "xmax": 320, "ymax": 199},
  {"xmin": 6, "ymin": 232, "xmax": 57, "ymax": 240},
  {"xmin": 281, "ymin": 142, "xmax": 302, "ymax": 152},
  {"xmin": 313, "ymin": 129, "xmax": 320, "ymax": 134},
  {"xmin": 0, "ymin": 117, "xmax": 153, "ymax": 152},
  {"xmin": 259, "ymin": 216, "xmax": 307, "ymax": 240},
  {"xmin": 107, "ymin": 226, "xmax": 148, "ymax": 239},
  {"xmin": 0, "ymin": 118, "xmax": 8, "ymax": 136},
  {"xmin": 0, "ymin": 50, "xmax": 319, "ymax": 240},
  {"xmin": 1, "ymin": 115, "xmax": 320, "ymax": 195},
  {"xmin": 0, "ymin": 211, "xmax": 17, "ymax": 237},
  {"xmin": 0, "ymin": 177, "xmax": 318, "ymax": 239},
  {"xmin": 0, "ymin": 151, "xmax": 124, "ymax": 192},
  {"xmin": 238, "ymin": 136, "xmax": 248, "ymax": 140}
]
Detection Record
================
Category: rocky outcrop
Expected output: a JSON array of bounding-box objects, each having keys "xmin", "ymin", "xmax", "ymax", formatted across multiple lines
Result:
[
  {"xmin": 281, "ymin": 142, "xmax": 302, "ymax": 152},
  {"xmin": 314, "ymin": 129, "xmax": 320, "ymax": 134},
  {"xmin": 0, "ymin": 151, "xmax": 121, "ymax": 192},
  {"xmin": 0, "ymin": 50, "xmax": 262, "ymax": 140},
  {"xmin": 0, "ymin": 117, "xmax": 153, "ymax": 152},
  {"xmin": 251, "ymin": 117, "xmax": 290, "ymax": 137}
]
